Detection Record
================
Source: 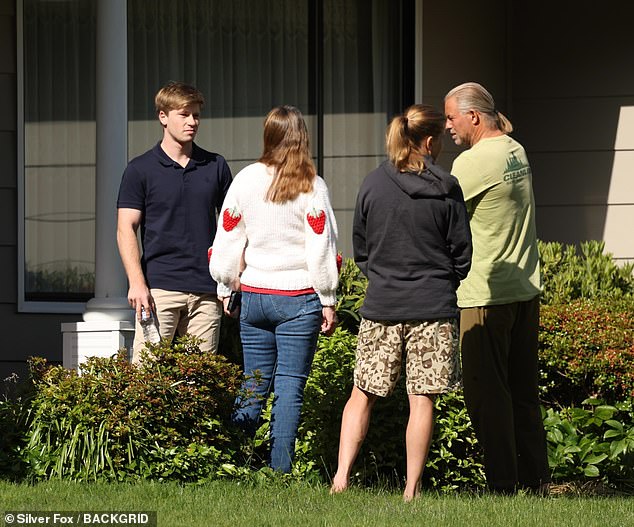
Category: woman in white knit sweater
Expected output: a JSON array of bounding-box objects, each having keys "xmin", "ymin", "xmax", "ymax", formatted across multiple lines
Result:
[{"xmin": 209, "ymin": 105, "xmax": 339, "ymax": 472}]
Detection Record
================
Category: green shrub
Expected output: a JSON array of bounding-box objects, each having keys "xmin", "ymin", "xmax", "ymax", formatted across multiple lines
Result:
[
  {"xmin": 296, "ymin": 253, "xmax": 633, "ymax": 491},
  {"xmin": 424, "ymin": 391, "xmax": 485, "ymax": 491},
  {"xmin": 0, "ymin": 374, "xmax": 31, "ymax": 480},
  {"xmin": 7, "ymin": 246, "xmax": 633, "ymax": 491},
  {"xmin": 539, "ymin": 240, "xmax": 634, "ymax": 305},
  {"xmin": 22, "ymin": 336, "xmax": 244, "ymax": 482},
  {"xmin": 335, "ymin": 258, "xmax": 367, "ymax": 334},
  {"xmin": 544, "ymin": 398, "xmax": 634, "ymax": 484},
  {"xmin": 539, "ymin": 298, "xmax": 634, "ymax": 406},
  {"xmin": 296, "ymin": 327, "xmax": 357, "ymax": 476},
  {"xmin": 297, "ymin": 327, "xmax": 413, "ymax": 484}
]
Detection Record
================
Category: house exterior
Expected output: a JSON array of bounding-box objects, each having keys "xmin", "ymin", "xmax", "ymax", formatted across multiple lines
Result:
[{"xmin": 2, "ymin": 0, "xmax": 633, "ymax": 379}]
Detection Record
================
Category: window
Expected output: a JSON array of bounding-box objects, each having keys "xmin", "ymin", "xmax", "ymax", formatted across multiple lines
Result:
[
  {"xmin": 19, "ymin": 0, "xmax": 413, "ymax": 311},
  {"xmin": 127, "ymin": 0, "xmax": 414, "ymax": 256},
  {"xmin": 127, "ymin": 0, "xmax": 312, "ymax": 171},
  {"xmin": 19, "ymin": 0, "xmax": 96, "ymax": 310}
]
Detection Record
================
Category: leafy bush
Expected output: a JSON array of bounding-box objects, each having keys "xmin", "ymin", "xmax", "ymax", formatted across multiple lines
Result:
[
  {"xmin": 22, "ymin": 336, "xmax": 244, "ymax": 482},
  {"xmin": 424, "ymin": 392, "xmax": 485, "ymax": 491},
  {"xmin": 5, "ymin": 245, "xmax": 633, "ymax": 492},
  {"xmin": 296, "ymin": 253, "xmax": 633, "ymax": 491},
  {"xmin": 544, "ymin": 398, "xmax": 634, "ymax": 484},
  {"xmin": 539, "ymin": 240, "xmax": 634, "ymax": 305},
  {"xmin": 335, "ymin": 258, "xmax": 367, "ymax": 334},
  {"xmin": 296, "ymin": 327, "xmax": 356, "ymax": 476},
  {"xmin": 0, "ymin": 374, "xmax": 31, "ymax": 480},
  {"xmin": 539, "ymin": 298, "xmax": 634, "ymax": 406},
  {"xmin": 297, "ymin": 327, "xmax": 414, "ymax": 483}
]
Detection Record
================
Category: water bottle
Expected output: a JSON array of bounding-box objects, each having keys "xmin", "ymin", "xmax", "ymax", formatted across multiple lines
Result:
[{"xmin": 140, "ymin": 307, "xmax": 160, "ymax": 344}]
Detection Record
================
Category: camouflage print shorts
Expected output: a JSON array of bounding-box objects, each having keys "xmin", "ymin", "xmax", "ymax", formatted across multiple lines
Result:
[{"xmin": 354, "ymin": 318, "xmax": 461, "ymax": 397}]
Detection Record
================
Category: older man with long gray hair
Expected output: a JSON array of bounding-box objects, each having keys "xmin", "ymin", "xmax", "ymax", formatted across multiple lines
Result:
[{"xmin": 444, "ymin": 82, "xmax": 550, "ymax": 494}]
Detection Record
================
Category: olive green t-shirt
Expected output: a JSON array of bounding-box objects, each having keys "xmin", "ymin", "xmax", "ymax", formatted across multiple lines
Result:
[{"xmin": 451, "ymin": 135, "xmax": 541, "ymax": 307}]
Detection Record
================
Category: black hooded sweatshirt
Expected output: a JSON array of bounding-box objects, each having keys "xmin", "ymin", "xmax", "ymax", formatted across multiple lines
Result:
[{"xmin": 353, "ymin": 158, "xmax": 472, "ymax": 321}]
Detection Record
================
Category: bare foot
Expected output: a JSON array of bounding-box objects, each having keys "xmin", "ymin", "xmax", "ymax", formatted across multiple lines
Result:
[
  {"xmin": 403, "ymin": 481, "xmax": 420, "ymax": 502},
  {"xmin": 330, "ymin": 473, "xmax": 349, "ymax": 495}
]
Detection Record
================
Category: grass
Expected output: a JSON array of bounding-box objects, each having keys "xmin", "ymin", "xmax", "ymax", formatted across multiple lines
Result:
[{"xmin": 1, "ymin": 480, "xmax": 633, "ymax": 527}]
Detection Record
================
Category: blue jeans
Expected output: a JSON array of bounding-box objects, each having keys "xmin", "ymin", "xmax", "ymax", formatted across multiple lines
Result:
[{"xmin": 233, "ymin": 292, "xmax": 322, "ymax": 472}]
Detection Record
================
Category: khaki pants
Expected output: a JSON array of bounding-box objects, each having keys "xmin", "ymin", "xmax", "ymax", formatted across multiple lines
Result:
[{"xmin": 132, "ymin": 288, "xmax": 223, "ymax": 363}]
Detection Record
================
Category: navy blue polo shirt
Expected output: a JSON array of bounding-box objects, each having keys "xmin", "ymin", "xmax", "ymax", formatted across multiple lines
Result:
[{"xmin": 117, "ymin": 142, "xmax": 233, "ymax": 293}]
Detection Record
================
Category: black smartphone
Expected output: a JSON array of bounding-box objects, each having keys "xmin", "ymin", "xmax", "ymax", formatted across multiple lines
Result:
[{"xmin": 227, "ymin": 291, "xmax": 242, "ymax": 312}]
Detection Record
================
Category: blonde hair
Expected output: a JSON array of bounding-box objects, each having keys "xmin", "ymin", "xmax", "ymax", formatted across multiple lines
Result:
[
  {"xmin": 445, "ymin": 82, "xmax": 513, "ymax": 133},
  {"xmin": 155, "ymin": 81, "xmax": 205, "ymax": 114},
  {"xmin": 385, "ymin": 104, "xmax": 444, "ymax": 173},
  {"xmin": 259, "ymin": 106, "xmax": 316, "ymax": 203}
]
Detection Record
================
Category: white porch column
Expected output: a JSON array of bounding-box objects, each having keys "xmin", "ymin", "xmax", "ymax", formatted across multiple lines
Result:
[
  {"xmin": 83, "ymin": 0, "xmax": 131, "ymax": 322},
  {"xmin": 63, "ymin": 0, "xmax": 133, "ymax": 368}
]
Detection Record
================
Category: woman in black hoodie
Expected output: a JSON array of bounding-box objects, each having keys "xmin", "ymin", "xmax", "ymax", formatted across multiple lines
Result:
[{"xmin": 331, "ymin": 105, "xmax": 472, "ymax": 500}]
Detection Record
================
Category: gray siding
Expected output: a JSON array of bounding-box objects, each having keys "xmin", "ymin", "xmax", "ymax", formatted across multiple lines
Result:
[
  {"xmin": 422, "ymin": 1, "xmax": 634, "ymax": 264},
  {"xmin": 420, "ymin": 0, "xmax": 510, "ymax": 197},
  {"xmin": 511, "ymin": 2, "xmax": 634, "ymax": 264}
]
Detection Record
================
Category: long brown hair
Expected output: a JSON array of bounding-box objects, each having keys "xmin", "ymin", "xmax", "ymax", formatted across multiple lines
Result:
[
  {"xmin": 385, "ymin": 104, "xmax": 445, "ymax": 173},
  {"xmin": 259, "ymin": 106, "xmax": 316, "ymax": 203}
]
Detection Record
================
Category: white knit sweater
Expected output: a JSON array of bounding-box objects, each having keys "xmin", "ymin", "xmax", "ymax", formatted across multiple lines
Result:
[{"xmin": 209, "ymin": 162, "xmax": 339, "ymax": 306}]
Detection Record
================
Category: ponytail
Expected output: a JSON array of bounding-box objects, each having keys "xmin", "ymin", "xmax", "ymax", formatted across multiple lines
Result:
[
  {"xmin": 385, "ymin": 116, "xmax": 412, "ymax": 171},
  {"xmin": 496, "ymin": 110, "xmax": 513, "ymax": 134},
  {"xmin": 385, "ymin": 105, "xmax": 444, "ymax": 173}
]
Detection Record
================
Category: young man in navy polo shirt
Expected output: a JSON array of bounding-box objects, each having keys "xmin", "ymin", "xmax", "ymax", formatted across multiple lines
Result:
[{"xmin": 117, "ymin": 81, "xmax": 233, "ymax": 362}]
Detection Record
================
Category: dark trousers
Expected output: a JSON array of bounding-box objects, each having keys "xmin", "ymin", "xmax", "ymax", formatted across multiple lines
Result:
[{"xmin": 460, "ymin": 296, "xmax": 550, "ymax": 491}]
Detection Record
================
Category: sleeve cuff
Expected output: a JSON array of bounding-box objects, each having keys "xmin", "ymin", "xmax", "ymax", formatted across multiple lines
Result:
[
  {"xmin": 317, "ymin": 291, "xmax": 336, "ymax": 306},
  {"xmin": 216, "ymin": 283, "xmax": 232, "ymax": 298}
]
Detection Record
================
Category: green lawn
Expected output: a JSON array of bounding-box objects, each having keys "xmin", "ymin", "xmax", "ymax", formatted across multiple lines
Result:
[{"xmin": 1, "ymin": 480, "xmax": 632, "ymax": 527}]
